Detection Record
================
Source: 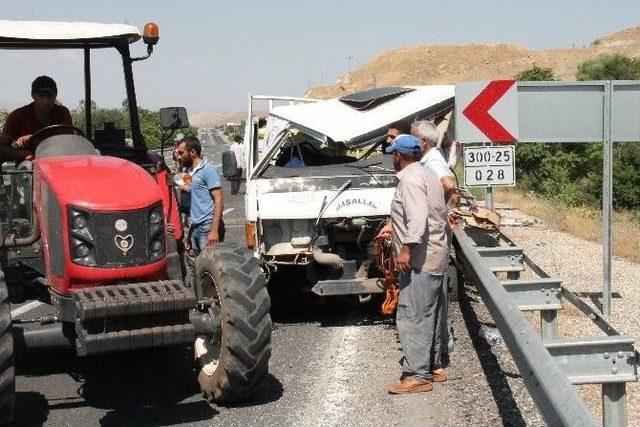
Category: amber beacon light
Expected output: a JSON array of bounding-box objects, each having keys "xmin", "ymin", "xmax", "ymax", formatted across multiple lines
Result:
[{"xmin": 143, "ymin": 22, "xmax": 159, "ymax": 45}]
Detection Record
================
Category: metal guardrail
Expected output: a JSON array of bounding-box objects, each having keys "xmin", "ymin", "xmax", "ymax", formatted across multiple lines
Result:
[{"xmin": 452, "ymin": 225, "xmax": 637, "ymax": 427}]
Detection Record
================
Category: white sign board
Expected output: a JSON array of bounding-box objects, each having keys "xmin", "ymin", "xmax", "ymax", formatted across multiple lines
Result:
[
  {"xmin": 455, "ymin": 80, "xmax": 519, "ymax": 143},
  {"xmin": 464, "ymin": 145, "xmax": 515, "ymax": 187}
]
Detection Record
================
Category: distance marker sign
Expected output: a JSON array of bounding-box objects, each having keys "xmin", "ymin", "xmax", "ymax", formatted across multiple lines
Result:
[{"xmin": 464, "ymin": 145, "xmax": 515, "ymax": 187}]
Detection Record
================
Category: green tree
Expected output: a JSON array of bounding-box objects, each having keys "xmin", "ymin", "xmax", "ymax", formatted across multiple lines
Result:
[
  {"xmin": 576, "ymin": 54, "xmax": 640, "ymax": 81},
  {"xmin": 515, "ymin": 65, "xmax": 555, "ymax": 81},
  {"xmin": 71, "ymin": 100, "xmax": 198, "ymax": 150}
]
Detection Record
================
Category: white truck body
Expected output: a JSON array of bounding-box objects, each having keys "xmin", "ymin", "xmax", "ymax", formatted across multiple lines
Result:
[{"xmin": 241, "ymin": 86, "xmax": 454, "ymax": 295}]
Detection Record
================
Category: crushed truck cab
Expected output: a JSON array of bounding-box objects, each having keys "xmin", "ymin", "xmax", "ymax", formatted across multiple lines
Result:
[{"xmin": 241, "ymin": 86, "xmax": 454, "ymax": 297}]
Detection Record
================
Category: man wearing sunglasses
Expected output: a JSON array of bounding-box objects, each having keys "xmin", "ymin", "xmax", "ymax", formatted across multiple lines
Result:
[
  {"xmin": 0, "ymin": 76, "xmax": 72, "ymax": 161},
  {"xmin": 176, "ymin": 136, "xmax": 225, "ymax": 254}
]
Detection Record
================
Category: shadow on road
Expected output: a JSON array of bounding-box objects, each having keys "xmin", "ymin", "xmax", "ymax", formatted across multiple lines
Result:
[
  {"xmin": 15, "ymin": 346, "xmax": 283, "ymax": 425},
  {"xmin": 270, "ymin": 287, "xmax": 393, "ymax": 329},
  {"xmin": 458, "ymin": 283, "xmax": 526, "ymax": 427}
]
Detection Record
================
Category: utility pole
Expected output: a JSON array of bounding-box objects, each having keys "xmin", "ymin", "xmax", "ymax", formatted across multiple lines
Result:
[{"xmin": 346, "ymin": 55, "xmax": 354, "ymax": 75}]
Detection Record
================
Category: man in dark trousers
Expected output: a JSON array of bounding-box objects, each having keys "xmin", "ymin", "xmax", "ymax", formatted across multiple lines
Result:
[{"xmin": 377, "ymin": 134, "xmax": 448, "ymax": 394}]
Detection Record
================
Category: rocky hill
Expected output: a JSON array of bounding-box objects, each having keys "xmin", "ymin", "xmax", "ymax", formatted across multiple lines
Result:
[{"xmin": 307, "ymin": 26, "xmax": 639, "ymax": 99}]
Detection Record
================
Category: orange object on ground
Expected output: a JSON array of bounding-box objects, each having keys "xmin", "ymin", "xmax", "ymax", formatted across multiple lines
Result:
[{"xmin": 375, "ymin": 236, "xmax": 399, "ymax": 317}]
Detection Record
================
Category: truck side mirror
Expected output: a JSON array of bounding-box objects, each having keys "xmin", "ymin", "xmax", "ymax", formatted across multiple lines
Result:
[{"xmin": 159, "ymin": 107, "xmax": 189, "ymax": 130}]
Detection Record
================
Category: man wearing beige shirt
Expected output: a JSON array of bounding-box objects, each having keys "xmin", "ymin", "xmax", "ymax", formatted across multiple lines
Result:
[{"xmin": 377, "ymin": 134, "xmax": 448, "ymax": 394}]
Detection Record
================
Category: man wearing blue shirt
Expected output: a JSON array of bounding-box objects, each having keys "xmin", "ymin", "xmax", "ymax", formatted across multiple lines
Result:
[{"xmin": 176, "ymin": 137, "xmax": 224, "ymax": 254}]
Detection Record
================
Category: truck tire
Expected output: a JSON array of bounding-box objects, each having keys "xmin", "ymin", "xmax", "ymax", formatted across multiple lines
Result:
[
  {"xmin": 194, "ymin": 243, "xmax": 271, "ymax": 403},
  {"xmin": 0, "ymin": 270, "xmax": 14, "ymax": 425}
]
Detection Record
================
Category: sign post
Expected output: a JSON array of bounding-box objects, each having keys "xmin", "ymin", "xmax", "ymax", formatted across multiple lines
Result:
[{"xmin": 455, "ymin": 80, "xmax": 640, "ymax": 317}]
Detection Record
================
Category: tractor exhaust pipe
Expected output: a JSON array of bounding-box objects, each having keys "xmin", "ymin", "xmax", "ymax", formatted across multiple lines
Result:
[
  {"xmin": 11, "ymin": 311, "xmax": 217, "ymax": 353},
  {"xmin": 12, "ymin": 323, "xmax": 74, "ymax": 352}
]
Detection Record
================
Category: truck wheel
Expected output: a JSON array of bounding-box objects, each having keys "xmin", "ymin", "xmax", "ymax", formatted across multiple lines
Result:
[
  {"xmin": 194, "ymin": 243, "xmax": 271, "ymax": 403},
  {"xmin": 0, "ymin": 270, "xmax": 14, "ymax": 424}
]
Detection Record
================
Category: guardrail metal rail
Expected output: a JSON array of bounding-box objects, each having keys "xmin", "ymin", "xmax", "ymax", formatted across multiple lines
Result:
[{"xmin": 452, "ymin": 225, "xmax": 637, "ymax": 427}]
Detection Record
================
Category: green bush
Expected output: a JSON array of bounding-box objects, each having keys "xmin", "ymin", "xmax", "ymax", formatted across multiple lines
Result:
[
  {"xmin": 577, "ymin": 54, "xmax": 640, "ymax": 81},
  {"xmin": 515, "ymin": 65, "xmax": 555, "ymax": 81}
]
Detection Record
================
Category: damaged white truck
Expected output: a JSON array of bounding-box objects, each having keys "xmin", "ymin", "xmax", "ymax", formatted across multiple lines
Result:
[{"xmin": 226, "ymin": 86, "xmax": 455, "ymax": 299}]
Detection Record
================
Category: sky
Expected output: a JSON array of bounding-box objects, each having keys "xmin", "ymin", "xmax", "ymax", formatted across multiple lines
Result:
[{"xmin": 0, "ymin": 0, "xmax": 637, "ymax": 113}]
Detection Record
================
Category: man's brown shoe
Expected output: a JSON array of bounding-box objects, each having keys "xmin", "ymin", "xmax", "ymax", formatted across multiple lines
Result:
[
  {"xmin": 387, "ymin": 378, "xmax": 433, "ymax": 394},
  {"xmin": 432, "ymin": 369, "xmax": 447, "ymax": 382}
]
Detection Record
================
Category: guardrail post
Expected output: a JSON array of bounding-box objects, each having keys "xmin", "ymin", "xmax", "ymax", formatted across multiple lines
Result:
[
  {"xmin": 540, "ymin": 310, "xmax": 558, "ymax": 340},
  {"xmin": 603, "ymin": 383, "xmax": 627, "ymax": 427}
]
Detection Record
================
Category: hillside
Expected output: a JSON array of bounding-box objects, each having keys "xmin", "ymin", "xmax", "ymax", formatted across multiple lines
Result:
[{"xmin": 307, "ymin": 26, "xmax": 639, "ymax": 99}]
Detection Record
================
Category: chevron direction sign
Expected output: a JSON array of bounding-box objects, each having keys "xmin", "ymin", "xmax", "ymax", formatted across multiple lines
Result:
[{"xmin": 456, "ymin": 80, "xmax": 519, "ymax": 144}]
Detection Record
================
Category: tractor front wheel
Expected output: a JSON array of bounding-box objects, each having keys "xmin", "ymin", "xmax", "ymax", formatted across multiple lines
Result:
[
  {"xmin": 0, "ymin": 269, "xmax": 14, "ymax": 424},
  {"xmin": 194, "ymin": 243, "xmax": 271, "ymax": 403}
]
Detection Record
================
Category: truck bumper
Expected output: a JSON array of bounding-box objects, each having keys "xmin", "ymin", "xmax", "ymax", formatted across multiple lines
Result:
[{"xmin": 311, "ymin": 277, "xmax": 384, "ymax": 296}]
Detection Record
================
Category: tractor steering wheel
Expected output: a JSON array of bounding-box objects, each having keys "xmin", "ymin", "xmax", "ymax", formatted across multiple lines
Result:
[{"xmin": 28, "ymin": 124, "xmax": 86, "ymax": 150}]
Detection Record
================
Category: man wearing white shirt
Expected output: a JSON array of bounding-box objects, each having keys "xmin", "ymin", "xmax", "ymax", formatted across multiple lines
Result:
[
  {"xmin": 411, "ymin": 120, "xmax": 456, "ymax": 201},
  {"xmin": 411, "ymin": 119, "xmax": 457, "ymax": 381},
  {"xmin": 229, "ymin": 134, "xmax": 245, "ymax": 195}
]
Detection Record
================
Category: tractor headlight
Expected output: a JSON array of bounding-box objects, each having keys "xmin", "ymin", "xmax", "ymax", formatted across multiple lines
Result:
[
  {"xmin": 149, "ymin": 209, "xmax": 162, "ymax": 224},
  {"xmin": 75, "ymin": 243, "xmax": 91, "ymax": 258},
  {"xmin": 68, "ymin": 207, "xmax": 97, "ymax": 266},
  {"xmin": 73, "ymin": 215, "xmax": 87, "ymax": 229},
  {"xmin": 148, "ymin": 204, "xmax": 165, "ymax": 262},
  {"xmin": 150, "ymin": 239, "xmax": 164, "ymax": 253}
]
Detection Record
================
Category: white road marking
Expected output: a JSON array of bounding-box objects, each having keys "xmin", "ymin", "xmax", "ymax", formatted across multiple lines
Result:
[
  {"xmin": 223, "ymin": 208, "xmax": 235, "ymax": 215},
  {"xmin": 302, "ymin": 322, "xmax": 364, "ymax": 427},
  {"xmin": 214, "ymin": 163, "xmax": 222, "ymax": 168},
  {"xmin": 11, "ymin": 300, "xmax": 42, "ymax": 317}
]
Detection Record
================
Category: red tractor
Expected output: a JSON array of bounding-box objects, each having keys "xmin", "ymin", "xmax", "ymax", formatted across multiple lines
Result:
[{"xmin": 0, "ymin": 21, "xmax": 271, "ymax": 423}]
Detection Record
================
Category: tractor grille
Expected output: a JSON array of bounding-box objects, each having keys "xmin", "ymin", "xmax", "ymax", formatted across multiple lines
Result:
[
  {"xmin": 92, "ymin": 210, "xmax": 149, "ymax": 267},
  {"xmin": 69, "ymin": 203, "xmax": 165, "ymax": 268},
  {"xmin": 72, "ymin": 280, "xmax": 196, "ymax": 356}
]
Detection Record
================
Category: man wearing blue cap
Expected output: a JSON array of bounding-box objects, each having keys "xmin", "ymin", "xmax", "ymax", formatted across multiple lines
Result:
[{"xmin": 377, "ymin": 134, "xmax": 448, "ymax": 394}]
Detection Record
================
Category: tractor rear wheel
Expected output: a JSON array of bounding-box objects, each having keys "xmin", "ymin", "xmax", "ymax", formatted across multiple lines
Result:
[
  {"xmin": 0, "ymin": 270, "xmax": 14, "ymax": 424},
  {"xmin": 194, "ymin": 243, "xmax": 271, "ymax": 403}
]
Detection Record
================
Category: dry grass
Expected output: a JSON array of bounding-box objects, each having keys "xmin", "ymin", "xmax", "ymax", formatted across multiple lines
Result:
[
  {"xmin": 495, "ymin": 188, "xmax": 640, "ymax": 263},
  {"xmin": 308, "ymin": 26, "xmax": 639, "ymax": 99}
]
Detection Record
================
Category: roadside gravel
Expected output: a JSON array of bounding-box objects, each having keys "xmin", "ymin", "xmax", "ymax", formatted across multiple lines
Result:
[{"xmin": 493, "ymin": 206, "xmax": 640, "ymax": 424}]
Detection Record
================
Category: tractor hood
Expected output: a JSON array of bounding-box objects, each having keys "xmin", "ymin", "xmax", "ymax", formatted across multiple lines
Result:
[{"xmin": 36, "ymin": 155, "xmax": 161, "ymax": 211}]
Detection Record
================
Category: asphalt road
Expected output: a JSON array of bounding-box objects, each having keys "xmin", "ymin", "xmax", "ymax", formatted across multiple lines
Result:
[{"xmin": 10, "ymin": 131, "xmax": 439, "ymax": 426}]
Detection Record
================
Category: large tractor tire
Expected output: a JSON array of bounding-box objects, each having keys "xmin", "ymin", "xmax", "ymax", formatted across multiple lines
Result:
[
  {"xmin": 194, "ymin": 243, "xmax": 271, "ymax": 403},
  {"xmin": 0, "ymin": 270, "xmax": 14, "ymax": 425}
]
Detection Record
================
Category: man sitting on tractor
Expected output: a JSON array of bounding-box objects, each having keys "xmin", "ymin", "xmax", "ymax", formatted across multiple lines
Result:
[{"xmin": 0, "ymin": 75, "xmax": 72, "ymax": 161}]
